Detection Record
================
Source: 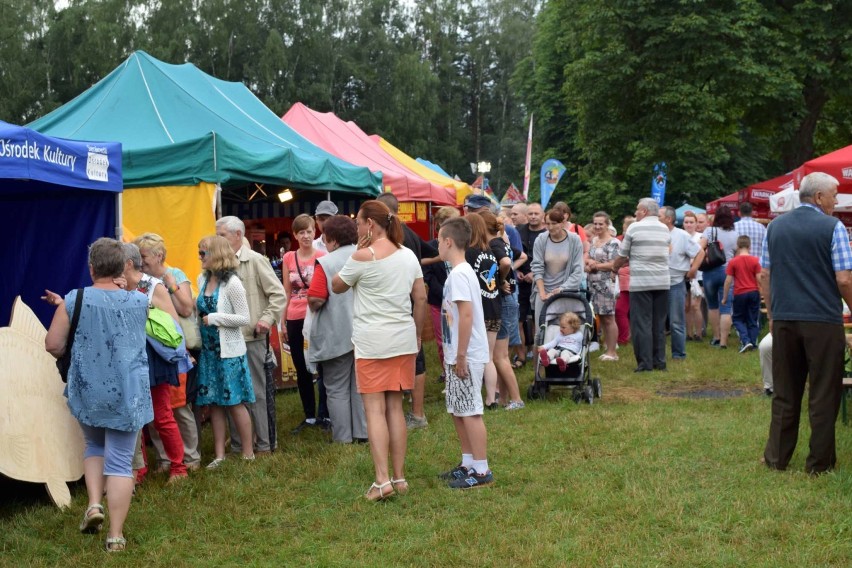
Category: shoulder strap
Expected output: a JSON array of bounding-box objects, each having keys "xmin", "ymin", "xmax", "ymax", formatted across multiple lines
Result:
[
  {"xmin": 67, "ymin": 288, "xmax": 84, "ymax": 352},
  {"xmin": 293, "ymin": 252, "xmax": 310, "ymax": 287}
]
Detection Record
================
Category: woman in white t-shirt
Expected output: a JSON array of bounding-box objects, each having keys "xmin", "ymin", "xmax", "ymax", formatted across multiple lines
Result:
[{"xmin": 333, "ymin": 200, "xmax": 427, "ymax": 501}]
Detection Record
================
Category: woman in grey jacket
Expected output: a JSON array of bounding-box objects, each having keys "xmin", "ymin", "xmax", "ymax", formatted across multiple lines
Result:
[
  {"xmin": 531, "ymin": 209, "xmax": 585, "ymax": 326},
  {"xmin": 307, "ymin": 216, "xmax": 367, "ymax": 444}
]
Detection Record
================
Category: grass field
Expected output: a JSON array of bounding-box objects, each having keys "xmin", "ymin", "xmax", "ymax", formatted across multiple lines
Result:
[{"xmin": 2, "ymin": 336, "xmax": 852, "ymax": 567}]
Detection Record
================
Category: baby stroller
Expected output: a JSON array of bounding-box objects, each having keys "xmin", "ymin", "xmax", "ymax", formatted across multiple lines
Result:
[{"xmin": 527, "ymin": 291, "xmax": 602, "ymax": 404}]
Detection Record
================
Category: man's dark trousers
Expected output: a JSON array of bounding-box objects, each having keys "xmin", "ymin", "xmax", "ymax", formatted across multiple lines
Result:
[
  {"xmin": 765, "ymin": 320, "xmax": 845, "ymax": 473},
  {"xmin": 630, "ymin": 289, "xmax": 669, "ymax": 371}
]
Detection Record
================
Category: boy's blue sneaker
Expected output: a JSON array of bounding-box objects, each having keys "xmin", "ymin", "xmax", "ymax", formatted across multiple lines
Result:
[
  {"xmin": 447, "ymin": 470, "xmax": 494, "ymax": 489},
  {"xmin": 438, "ymin": 464, "xmax": 468, "ymax": 481}
]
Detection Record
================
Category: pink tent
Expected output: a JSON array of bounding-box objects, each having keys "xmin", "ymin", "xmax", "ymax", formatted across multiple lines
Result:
[{"xmin": 282, "ymin": 103, "xmax": 456, "ymax": 206}]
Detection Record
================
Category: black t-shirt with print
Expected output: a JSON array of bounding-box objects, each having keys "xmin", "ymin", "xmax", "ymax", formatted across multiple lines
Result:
[{"xmin": 465, "ymin": 247, "xmax": 502, "ymax": 320}]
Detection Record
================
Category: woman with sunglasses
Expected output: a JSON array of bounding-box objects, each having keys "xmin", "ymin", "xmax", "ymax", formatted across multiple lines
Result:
[{"xmin": 195, "ymin": 235, "xmax": 255, "ymax": 468}]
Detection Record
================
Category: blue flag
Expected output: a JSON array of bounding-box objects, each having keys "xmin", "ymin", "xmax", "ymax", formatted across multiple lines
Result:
[
  {"xmin": 651, "ymin": 162, "xmax": 667, "ymax": 206},
  {"xmin": 540, "ymin": 159, "xmax": 566, "ymax": 209}
]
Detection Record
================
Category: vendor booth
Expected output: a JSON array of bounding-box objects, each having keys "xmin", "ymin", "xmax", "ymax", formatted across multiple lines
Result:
[
  {"xmin": 0, "ymin": 121, "xmax": 122, "ymax": 327},
  {"xmin": 675, "ymin": 203, "xmax": 705, "ymax": 225},
  {"xmin": 282, "ymin": 103, "xmax": 458, "ymax": 239},
  {"xmin": 29, "ymin": 51, "xmax": 382, "ymax": 273},
  {"xmin": 706, "ymin": 191, "xmax": 740, "ymax": 215}
]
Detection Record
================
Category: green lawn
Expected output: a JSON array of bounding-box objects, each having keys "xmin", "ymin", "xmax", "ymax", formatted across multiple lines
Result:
[{"xmin": 2, "ymin": 337, "xmax": 852, "ymax": 567}]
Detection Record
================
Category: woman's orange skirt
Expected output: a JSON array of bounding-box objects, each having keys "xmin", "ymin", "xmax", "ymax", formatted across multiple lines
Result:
[{"xmin": 355, "ymin": 354, "xmax": 416, "ymax": 394}]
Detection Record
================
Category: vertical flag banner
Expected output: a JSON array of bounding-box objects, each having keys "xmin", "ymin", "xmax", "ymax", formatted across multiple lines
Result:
[
  {"xmin": 523, "ymin": 113, "xmax": 533, "ymax": 199},
  {"xmin": 651, "ymin": 162, "xmax": 667, "ymax": 206},
  {"xmin": 540, "ymin": 158, "xmax": 566, "ymax": 210}
]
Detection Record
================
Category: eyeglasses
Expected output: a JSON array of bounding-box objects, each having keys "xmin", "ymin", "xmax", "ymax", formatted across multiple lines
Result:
[{"xmin": 198, "ymin": 250, "xmax": 207, "ymax": 258}]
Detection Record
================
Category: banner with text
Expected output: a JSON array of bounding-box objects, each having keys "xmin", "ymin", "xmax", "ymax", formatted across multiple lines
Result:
[{"xmin": 0, "ymin": 120, "xmax": 122, "ymax": 193}]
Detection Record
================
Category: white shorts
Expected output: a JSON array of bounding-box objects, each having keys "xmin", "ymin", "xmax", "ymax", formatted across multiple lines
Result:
[{"xmin": 444, "ymin": 361, "xmax": 485, "ymax": 417}]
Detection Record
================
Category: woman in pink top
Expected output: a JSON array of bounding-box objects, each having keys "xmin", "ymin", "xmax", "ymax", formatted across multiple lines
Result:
[
  {"xmin": 282, "ymin": 214, "xmax": 326, "ymax": 432},
  {"xmin": 615, "ymin": 216, "xmax": 634, "ymax": 345}
]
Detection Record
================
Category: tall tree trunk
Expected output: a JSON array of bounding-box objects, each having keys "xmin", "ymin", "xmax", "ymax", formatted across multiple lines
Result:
[{"xmin": 782, "ymin": 76, "xmax": 829, "ymax": 170}]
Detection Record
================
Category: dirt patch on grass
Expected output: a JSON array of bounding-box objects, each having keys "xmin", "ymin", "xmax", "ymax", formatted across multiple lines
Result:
[
  {"xmin": 656, "ymin": 385, "xmax": 763, "ymax": 399},
  {"xmin": 606, "ymin": 386, "xmax": 655, "ymax": 403}
]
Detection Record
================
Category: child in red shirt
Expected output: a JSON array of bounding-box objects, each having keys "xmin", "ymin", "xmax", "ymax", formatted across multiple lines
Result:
[{"xmin": 722, "ymin": 235, "xmax": 762, "ymax": 352}]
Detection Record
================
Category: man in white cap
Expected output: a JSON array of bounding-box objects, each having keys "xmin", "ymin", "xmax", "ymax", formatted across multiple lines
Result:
[{"xmin": 313, "ymin": 200, "xmax": 339, "ymax": 253}]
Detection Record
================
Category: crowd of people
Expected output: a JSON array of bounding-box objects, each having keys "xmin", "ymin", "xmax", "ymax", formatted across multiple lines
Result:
[{"xmin": 43, "ymin": 171, "xmax": 852, "ymax": 550}]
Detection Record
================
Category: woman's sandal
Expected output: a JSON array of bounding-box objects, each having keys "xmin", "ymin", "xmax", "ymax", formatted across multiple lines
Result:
[
  {"xmin": 79, "ymin": 504, "xmax": 105, "ymax": 534},
  {"xmin": 390, "ymin": 478, "xmax": 409, "ymax": 496},
  {"xmin": 365, "ymin": 481, "xmax": 395, "ymax": 502},
  {"xmin": 104, "ymin": 536, "xmax": 127, "ymax": 552}
]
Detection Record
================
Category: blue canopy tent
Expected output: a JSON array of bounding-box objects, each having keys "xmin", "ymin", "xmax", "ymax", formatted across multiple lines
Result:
[
  {"xmin": 0, "ymin": 121, "xmax": 122, "ymax": 326},
  {"xmin": 675, "ymin": 203, "xmax": 705, "ymax": 225},
  {"xmin": 416, "ymin": 158, "xmax": 453, "ymax": 179}
]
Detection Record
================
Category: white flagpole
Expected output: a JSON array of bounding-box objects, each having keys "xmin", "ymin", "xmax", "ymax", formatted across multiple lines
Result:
[{"xmin": 522, "ymin": 113, "xmax": 533, "ymax": 199}]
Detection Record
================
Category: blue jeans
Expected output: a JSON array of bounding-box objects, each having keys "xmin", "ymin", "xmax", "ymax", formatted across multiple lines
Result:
[
  {"xmin": 669, "ymin": 280, "xmax": 687, "ymax": 359},
  {"xmin": 732, "ymin": 291, "xmax": 760, "ymax": 346},
  {"xmin": 497, "ymin": 292, "xmax": 520, "ymax": 345},
  {"xmin": 702, "ymin": 264, "xmax": 733, "ymax": 315}
]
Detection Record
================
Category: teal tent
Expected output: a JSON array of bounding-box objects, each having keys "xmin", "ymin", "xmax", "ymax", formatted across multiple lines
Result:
[
  {"xmin": 29, "ymin": 51, "xmax": 381, "ymax": 195},
  {"xmin": 675, "ymin": 203, "xmax": 705, "ymax": 224}
]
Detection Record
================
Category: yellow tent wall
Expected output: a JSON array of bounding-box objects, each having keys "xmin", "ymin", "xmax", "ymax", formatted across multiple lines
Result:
[
  {"xmin": 376, "ymin": 138, "xmax": 473, "ymax": 205},
  {"xmin": 122, "ymin": 183, "xmax": 217, "ymax": 286}
]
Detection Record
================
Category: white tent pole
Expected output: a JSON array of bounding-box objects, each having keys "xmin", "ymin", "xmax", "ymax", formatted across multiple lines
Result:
[
  {"xmin": 116, "ymin": 193, "xmax": 123, "ymax": 240},
  {"xmin": 327, "ymin": 191, "xmax": 331, "ymax": 201}
]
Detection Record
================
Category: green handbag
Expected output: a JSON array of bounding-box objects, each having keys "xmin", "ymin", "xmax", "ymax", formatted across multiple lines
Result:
[{"xmin": 146, "ymin": 307, "xmax": 183, "ymax": 348}]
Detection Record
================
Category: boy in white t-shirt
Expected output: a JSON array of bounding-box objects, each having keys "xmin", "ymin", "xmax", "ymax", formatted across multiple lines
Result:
[{"xmin": 436, "ymin": 217, "xmax": 494, "ymax": 489}]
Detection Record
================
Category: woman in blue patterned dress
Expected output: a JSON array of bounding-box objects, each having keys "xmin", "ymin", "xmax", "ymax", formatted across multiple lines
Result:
[
  {"xmin": 45, "ymin": 237, "xmax": 151, "ymax": 552},
  {"xmin": 194, "ymin": 235, "xmax": 255, "ymax": 468},
  {"xmin": 585, "ymin": 211, "xmax": 621, "ymax": 361}
]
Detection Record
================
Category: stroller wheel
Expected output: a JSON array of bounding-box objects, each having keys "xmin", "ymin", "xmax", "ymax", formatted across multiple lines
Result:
[
  {"xmin": 584, "ymin": 385, "xmax": 595, "ymax": 404},
  {"xmin": 592, "ymin": 378, "xmax": 602, "ymax": 399},
  {"xmin": 527, "ymin": 384, "xmax": 544, "ymax": 400},
  {"xmin": 571, "ymin": 388, "xmax": 583, "ymax": 404}
]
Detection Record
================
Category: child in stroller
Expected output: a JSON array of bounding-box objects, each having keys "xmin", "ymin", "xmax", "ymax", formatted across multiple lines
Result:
[{"xmin": 538, "ymin": 312, "xmax": 583, "ymax": 371}]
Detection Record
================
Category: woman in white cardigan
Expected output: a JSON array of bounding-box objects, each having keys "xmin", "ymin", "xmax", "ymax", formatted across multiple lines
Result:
[{"xmin": 195, "ymin": 235, "xmax": 255, "ymax": 468}]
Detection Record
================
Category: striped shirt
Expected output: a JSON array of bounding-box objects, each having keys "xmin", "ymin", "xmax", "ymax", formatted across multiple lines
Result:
[
  {"xmin": 619, "ymin": 216, "xmax": 671, "ymax": 291},
  {"xmin": 734, "ymin": 216, "xmax": 767, "ymax": 257}
]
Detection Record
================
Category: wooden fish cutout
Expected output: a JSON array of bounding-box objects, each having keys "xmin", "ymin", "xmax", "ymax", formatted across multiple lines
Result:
[{"xmin": 0, "ymin": 297, "xmax": 84, "ymax": 508}]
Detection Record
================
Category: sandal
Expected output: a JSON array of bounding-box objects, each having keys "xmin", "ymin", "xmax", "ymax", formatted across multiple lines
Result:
[
  {"xmin": 365, "ymin": 481, "xmax": 395, "ymax": 502},
  {"xmin": 79, "ymin": 504, "xmax": 104, "ymax": 534},
  {"xmin": 390, "ymin": 478, "xmax": 409, "ymax": 496},
  {"xmin": 512, "ymin": 359, "xmax": 525, "ymax": 369},
  {"xmin": 104, "ymin": 536, "xmax": 127, "ymax": 552}
]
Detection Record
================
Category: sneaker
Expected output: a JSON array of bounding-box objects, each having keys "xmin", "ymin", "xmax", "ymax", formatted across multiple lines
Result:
[
  {"xmin": 505, "ymin": 400, "xmax": 525, "ymax": 411},
  {"xmin": 710, "ymin": 338, "xmax": 720, "ymax": 346},
  {"xmin": 206, "ymin": 458, "xmax": 225, "ymax": 469},
  {"xmin": 588, "ymin": 341, "xmax": 600, "ymax": 352},
  {"xmin": 438, "ymin": 464, "xmax": 469, "ymax": 481},
  {"xmin": 319, "ymin": 418, "xmax": 332, "ymax": 431},
  {"xmin": 739, "ymin": 343, "xmax": 754, "ymax": 354},
  {"xmin": 764, "ymin": 388, "xmax": 773, "ymax": 397},
  {"xmin": 405, "ymin": 412, "xmax": 428, "ymax": 430},
  {"xmin": 448, "ymin": 469, "xmax": 494, "ymax": 489}
]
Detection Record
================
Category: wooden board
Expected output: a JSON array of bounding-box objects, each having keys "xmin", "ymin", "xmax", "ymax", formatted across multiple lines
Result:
[{"xmin": 0, "ymin": 297, "xmax": 84, "ymax": 508}]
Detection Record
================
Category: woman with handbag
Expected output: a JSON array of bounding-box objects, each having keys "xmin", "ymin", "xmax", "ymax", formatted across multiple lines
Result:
[
  {"xmin": 282, "ymin": 214, "xmax": 327, "ymax": 433},
  {"xmin": 133, "ymin": 233, "xmax": 201, "ymax": 471},
  {"xmin": 700, "ymin": 206, "xmax": 740, "ymax": 349},
  {"xmin": 45, "ymin": 238, "xmax": 151, "ymax": 552}
]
